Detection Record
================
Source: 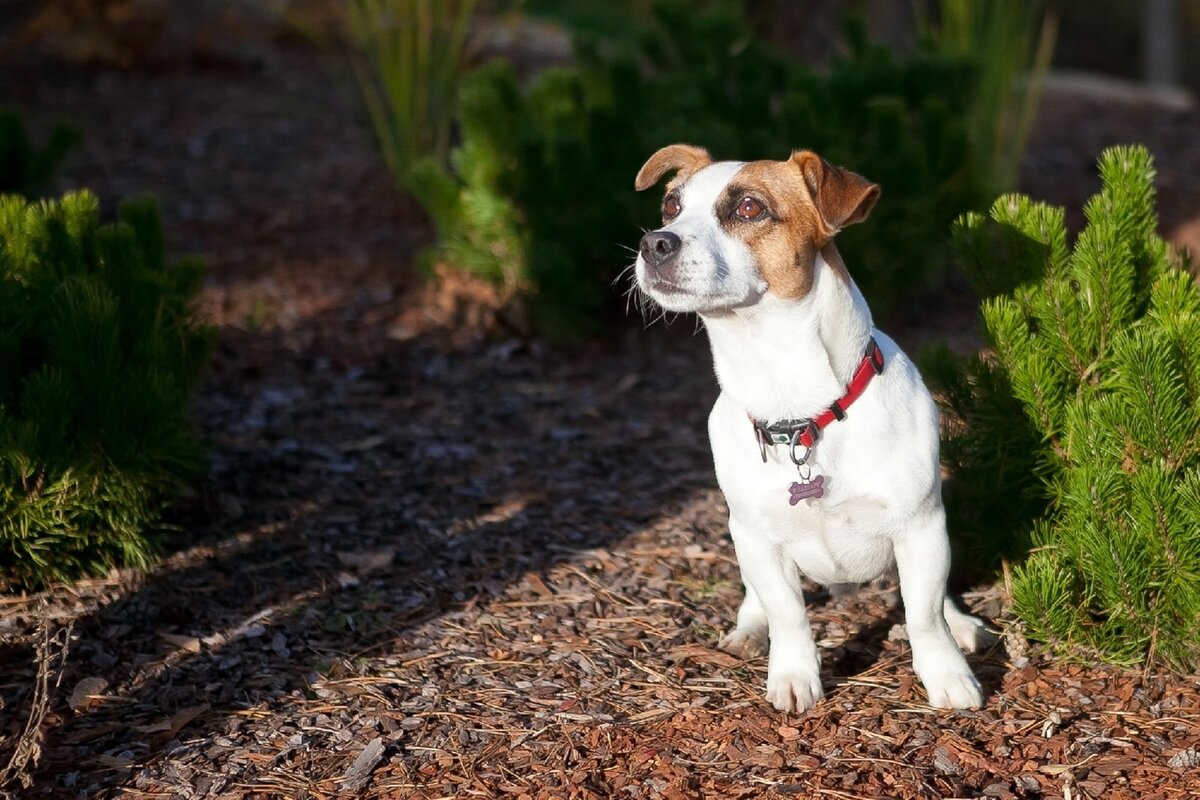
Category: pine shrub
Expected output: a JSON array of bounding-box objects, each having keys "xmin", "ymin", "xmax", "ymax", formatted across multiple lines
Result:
[
  {"xmin": 411, "ymin": 0, "xmax": 987, "ymax": 336},
  {"xmin": 0, "ymin": 106, "xmax": 81, "ymax": 196},
  {"xmin": 924, "ymin": 145, "xmax": 1200, "ymax": 670},
  {"xmin": 0, "ymin": 190, "xmax": 212, "ymax": 589}
]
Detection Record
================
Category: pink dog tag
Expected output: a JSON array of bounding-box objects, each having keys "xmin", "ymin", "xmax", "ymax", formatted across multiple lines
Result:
[{"xmin": 787, "ymin": 474, "xmax": 825, "ymax": 504}]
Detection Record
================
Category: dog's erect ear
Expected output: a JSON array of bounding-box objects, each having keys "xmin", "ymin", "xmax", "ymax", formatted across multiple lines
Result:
[
  {"xmin": 790, "ymin": 150, "xmax": 880, "ymax": 238},
  {"xmin": 635, "ymin": 144, "xmax": 713, "ymax": 191}
]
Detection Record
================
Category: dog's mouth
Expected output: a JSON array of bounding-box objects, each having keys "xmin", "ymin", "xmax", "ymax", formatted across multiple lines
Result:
[
  {"xmin": 642, "ymin": 278, "xmax": 690, "ymax": 296},
  {"xmin": 640, "ymin": 281, "xmax": 740, "ymax": 316},
  {"xmin": 635, "ymin": 260, "xmax": 701, "ymax": 298},
  {"xmin": 638, "ymin": 275, "xmax": 713, "ymax": 311}
]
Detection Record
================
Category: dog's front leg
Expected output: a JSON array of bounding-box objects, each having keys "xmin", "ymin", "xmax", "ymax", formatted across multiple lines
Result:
[
  {"xmin": 727, "ymin": 516, "xmax": 823, "ymax": 713},
  {"xmin": 894, "ymin": 509, "xmax": 984, "ymax": 709}
]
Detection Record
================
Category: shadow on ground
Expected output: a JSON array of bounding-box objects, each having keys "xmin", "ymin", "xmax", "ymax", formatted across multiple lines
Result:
[{"xmin": 0, "ymin": 316, "xmax": 724, "ymax": 796}]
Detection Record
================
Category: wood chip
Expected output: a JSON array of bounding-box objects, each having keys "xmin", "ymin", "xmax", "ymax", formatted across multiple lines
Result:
[
  {"xmin": 68, "ymin": 677, "xmax": 110, "ymax": 712},
  {"xmin": 341, "ymin": 737, "xmax": 386, "ymax": 792}
]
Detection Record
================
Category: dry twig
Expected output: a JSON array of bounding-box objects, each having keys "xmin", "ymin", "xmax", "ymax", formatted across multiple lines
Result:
[{"xmin": 0, "ymin": 606, "xmax": 72, "ymax": 797}]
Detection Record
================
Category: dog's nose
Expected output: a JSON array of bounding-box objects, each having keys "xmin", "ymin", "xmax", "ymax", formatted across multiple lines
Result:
[{"xmin": 639, "ymin": 230, "xmax": 681, "ymax": 269}]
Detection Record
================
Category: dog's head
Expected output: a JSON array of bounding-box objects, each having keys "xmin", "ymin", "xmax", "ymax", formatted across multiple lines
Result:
[{"xmin": 632, "ymin": 144, "xmax": 880, "ymax": 313}]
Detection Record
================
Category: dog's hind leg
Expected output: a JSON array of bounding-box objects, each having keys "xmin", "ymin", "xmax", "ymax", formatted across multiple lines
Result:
[
  {"xmin": 943, "ymin": 597, "xmax": 995, "ymax": 653},
  {"xmin": 718, "ymin": 583, "xmax": 769, "ymax": 659}
]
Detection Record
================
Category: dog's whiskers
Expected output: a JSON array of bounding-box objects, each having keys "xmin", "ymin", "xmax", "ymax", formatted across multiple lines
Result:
[
  {"xmin": 617, "ymin": 263, "xmax": 663, "ymax": 327},
  {"xmin": 611, "ymin": 262, "xmax": 637, "ymax": 288},
  {"xmin": 623, "ymin": 281, "xmax": 642, "ymax": 317},
  {"xmin": 619, "ymin": 265, "xmax": 644, "ymax": 318}
]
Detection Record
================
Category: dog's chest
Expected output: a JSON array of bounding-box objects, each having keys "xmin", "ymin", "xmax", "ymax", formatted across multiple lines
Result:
[{"xmin": 707, "ymin": 393, "xmax": 898, "ymax": 585}]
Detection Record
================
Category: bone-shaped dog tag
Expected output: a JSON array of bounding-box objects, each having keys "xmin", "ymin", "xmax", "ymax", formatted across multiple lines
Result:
[{"xmin": 787, "ymin": 474, "xmax": 825, "ymax": 505}]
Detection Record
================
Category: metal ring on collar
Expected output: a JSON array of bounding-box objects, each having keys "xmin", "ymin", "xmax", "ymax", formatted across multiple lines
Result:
[
  {"xmin": 755, "ymin": 425, "xmax": 768, "ymax": 463},
  {"xmin": 789, "ymin": 428, "xmax": 811, "ymax": 466}
]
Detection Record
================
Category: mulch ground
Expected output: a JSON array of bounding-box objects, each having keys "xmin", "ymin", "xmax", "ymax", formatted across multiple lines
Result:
[{"xmin": 3, "ymin": 7, "xmax": 1200, "ymax": 799}]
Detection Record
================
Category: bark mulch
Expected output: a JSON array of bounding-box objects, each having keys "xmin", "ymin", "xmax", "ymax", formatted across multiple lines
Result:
[
  {"xmin": 2, "ymin": 7, "xmax": 1200, "ymax": 799},
  {"xmin": 2, "ymin": 327, "xmax": 1199, "ymax": 799},
  {"xmin": 4, "ymin": 326, "xmax": 1199, "ymax": 799}
]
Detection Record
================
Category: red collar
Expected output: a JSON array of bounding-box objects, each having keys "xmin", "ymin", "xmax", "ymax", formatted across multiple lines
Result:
[{"xmin": 751, "ymin": 337, "xmax": 885, "ymax": 461}]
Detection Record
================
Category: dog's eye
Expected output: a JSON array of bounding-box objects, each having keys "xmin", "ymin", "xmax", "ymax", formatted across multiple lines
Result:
[
  {"xmin": 736, "ymin": 197, "xmax": 766, "ymax": 220},
  {"xmin": 662, "ymin": 193, "xmax": 682, "ymax": 220}
]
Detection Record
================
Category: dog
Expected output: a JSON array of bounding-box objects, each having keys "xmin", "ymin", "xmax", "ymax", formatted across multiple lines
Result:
[{"xmin": 632, "ymin": 144, "xmax": 988, "ymax": 712}]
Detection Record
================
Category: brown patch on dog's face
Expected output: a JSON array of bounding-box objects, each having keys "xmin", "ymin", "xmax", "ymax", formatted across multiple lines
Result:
[
  {"xmin": 716, "ymin": 154, "xmax": 879, "ymax": 299},
  {"xmin": 715, "ymin": 160, "xmax": 820, "ymax": 299}
]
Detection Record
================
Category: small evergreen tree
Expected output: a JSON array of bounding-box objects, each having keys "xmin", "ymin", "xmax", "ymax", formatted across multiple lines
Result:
[
  {"xmin": 0, "ymin": 190, "xmax": 212, "ymax": 588},
  {"xmin": 924, "ymin": 145, "xmax": 1200, "ymax": 669}
]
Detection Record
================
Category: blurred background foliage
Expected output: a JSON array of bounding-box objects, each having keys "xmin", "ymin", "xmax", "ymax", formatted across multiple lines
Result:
[
  {"xmin": 916, "ymin": 0, "xmax": 1057, "ymax": 198},
  {"xmin": 348, "ymin": 0, "xmax": 478, "ymax": 182},
  {"xmin": 344, "ymin": 0, "xmax": 1055, "ymax": 336}
]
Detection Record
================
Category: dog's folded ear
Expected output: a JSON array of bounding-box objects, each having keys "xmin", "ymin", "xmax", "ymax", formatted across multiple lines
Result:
[
  {"xmin": 635, "ymin": 144, "xmax": 713, "ymax": 191},
  {"xmin": 790, "ymin": 150, "xmax": 881, "ymax": 238}
]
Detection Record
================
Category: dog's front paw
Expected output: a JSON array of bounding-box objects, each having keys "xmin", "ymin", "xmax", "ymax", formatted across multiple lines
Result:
[
  {"xmin": 766, "ymin": 669, "xmax": 824, "ymax": 713},
  {"xmin": 920, "ymin": 667, "xmax": 983, "ymax": 710},
  {"xmin": 718, "ymin": 627, "xmax": 768, "ymax": 659}
]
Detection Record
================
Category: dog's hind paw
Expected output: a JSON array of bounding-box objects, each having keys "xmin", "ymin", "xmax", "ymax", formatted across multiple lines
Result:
[
  {"xmin": 921, "ymin": 668, "xmax": 984, "ymax": 710},
  {"xmin": 718, "ymin": 627, "xmax": 768, "ymax": 659},
  {"xmin": 945, "ymin": 608, "xmax": 997, "ymax": 653},
  {"xmin": 766, "ymin": 670, "xmax": 824, "ymax": 713}
]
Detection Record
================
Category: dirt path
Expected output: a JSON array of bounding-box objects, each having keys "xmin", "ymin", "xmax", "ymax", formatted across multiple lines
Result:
[{"xmin": 2, "ymin": 11, "xmax": 1200, "ymax": 799}]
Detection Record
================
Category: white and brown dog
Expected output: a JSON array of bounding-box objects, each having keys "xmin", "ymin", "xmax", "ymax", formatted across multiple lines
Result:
[{"xmin": 633, "ymin": 145, "xmax": 988, "ymax": 712}]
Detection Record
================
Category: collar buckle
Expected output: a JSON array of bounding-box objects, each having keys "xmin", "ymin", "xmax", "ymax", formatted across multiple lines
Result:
[{"xmin": 752, "ymin": 417, "xmax": 817, "ymax": 462}]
